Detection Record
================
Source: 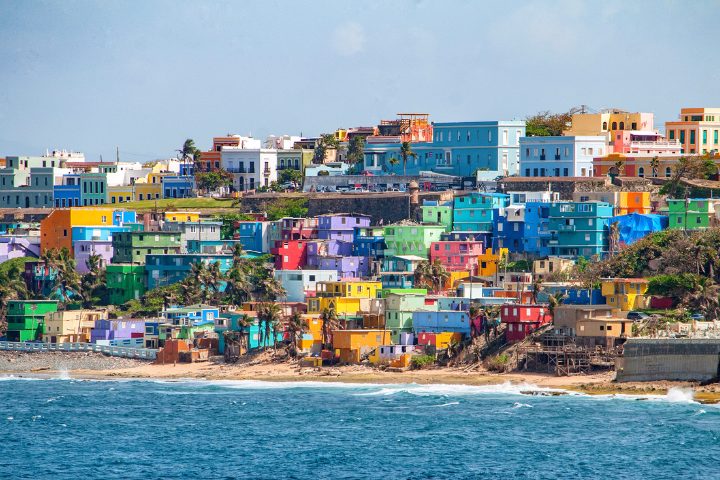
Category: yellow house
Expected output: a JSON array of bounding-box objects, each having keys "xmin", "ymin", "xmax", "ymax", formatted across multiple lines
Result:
[
  {"xmin": 444, "ymin": 271, "xmax": 470, "ymax": 290},
  {"xmin": 134, "ymin": 182, "xmax": 162, "ymax": 202},
  {"xmin": 40, "ymin": 208, "xmax": 116, "ymax": 253},
  {"xmin": 307, "ymin": 281, "xmax": 382, "ymax": 315},
  {"xmin": 42, "ymin": 309, "xmax": 106, "ymax": 343},
  {"xmin": 164, "ymin": 211, "xmax": 200, "ymax": 223},
  {"xmin": 108, "ymin": 185, "xmax": 135, "ymax": 204},
  {"xmin": 332, "ymin": 329, "xmax": 392, "ymax": 363},
  {"xmin": 601, "ymin": 278, "xmax": 649, "ymax": 311},
  {"xmin": 477, "ymin": 248, "xmax": 509, "ymax": 277},
  {"xmin": 618, "ymin": 191, "xmax": 651, "ymax": 215},
  {"xmin": 533, "ymin": 257, "xmax": 575, "ymax": 280}
]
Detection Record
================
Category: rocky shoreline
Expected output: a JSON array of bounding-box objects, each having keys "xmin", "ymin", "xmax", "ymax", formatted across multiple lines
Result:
[{"xmin": 0, "ymin": 350, "xmax": 147, "ymax": 372}]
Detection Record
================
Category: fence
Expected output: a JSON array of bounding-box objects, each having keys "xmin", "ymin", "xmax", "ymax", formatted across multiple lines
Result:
[{"xmin": 0, "ymin": 341, "xmax": 157, "ymax": 360}]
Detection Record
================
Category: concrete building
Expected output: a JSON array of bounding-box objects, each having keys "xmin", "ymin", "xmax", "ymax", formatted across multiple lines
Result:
[
  {"xmin": 42, "ymin": 309, "xmax": 106, "ymax": 343},
  {"xmin": 221, "ymin": 148, "xmax": 278, "ymax": 191},
  {"xmin": 274, "ymin": 269, "xmax": 338, "ymax": 302},
  {"xmin": 519, "ymin": 136, "xmax": 606, "ymax": 178},
  {"xmin": 111, "ymin": 231, "xmax": 184, "ymax": 264},
  {"xmin": 5, "ymin": 300, "xmax": 58, "ymax": 342},
  {"xmin": 665, "ymin": 107, "xmax": 720, "ymax": 154}
]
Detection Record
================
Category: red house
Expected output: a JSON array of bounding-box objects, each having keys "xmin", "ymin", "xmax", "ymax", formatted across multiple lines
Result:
[
  {"xmin": 271, "ymin": 240, "xmax": 308, "ymax": 270},
  {"xmin": 280, "ymin": 218, "xmax": 318, "ymax": 241},
  {"xmin": 501, "ymin": 304, "xmax": 552, "ymax": 342},
  {"xmin": 429, "ymin": 241, "xmax": 483, "ymax": 273}
]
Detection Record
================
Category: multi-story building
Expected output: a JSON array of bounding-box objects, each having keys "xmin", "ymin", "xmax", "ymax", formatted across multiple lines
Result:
[
  {"xmin": 111, "ymin": 231, "xmax": 184, "ymax": 264},
  {"xmin": 316, "ymin": 214, "xmax": 370, "ymax": 242},
  {"xmin": 453, "ymin": 193, "xmax": 510, "ymax": 232},
  {"xmin": 42, "ymin": 309, "xmax": 106, "ymax": 343},
  {"xmin": 307, "ymin": 280, "xmax": 382, "ymax": 316},
  {"xmin": 74, "ymin": 240, "xmax": 113, "ymax": 273},
  {"xmin": 363, "ymin": 120, "xmax": 525, "ymax": 178},
  {"xmin": 612, "ymin": 130, "xmax": 681, "ymax": 156},
  {"xmin": 197, "ymin": 135, "xmax": 259, "ymax": 172},
  {"xmin": 493, "ymin": 204, "xmax": 525, "ymax": 253},
  {"xmin": 601, "ymin": 278, "xmax": 649, "ymax": 311},
  {"xmin": 221, "ymin": 148, "xmax": 278, "ymax": 191},
  {"xmin": 547, "ymin": 201, "xmax": 614, "ymax": 257},
  {"xmin": 665, "ymin": 107, "xmax": 720, "ymax": 154},
  {"xmin": 384, "ymin": 292, "xmax": 427, "ymax": 343},
  {"xmin": 145, "ymin": 254, "xmax": 233, "ymax": 290},
  {"xmin": 234, "ymin": 221, "xmax": 275, "ymax": 254},
  {"xmin": 666, "ymin": 198, "xmax": 714, "ymax": 230},
  {"xmin": 429, "ymin": 240, "xmax": 483, "ymax": 273},
  {"xmin": 519, "ymin": 136, "xmax": 606, "ymax": 177},
  {"xmin": 501, "ymin": 304, "xmax": 552, "ymax": 342},
  {"xmin": 40, "ymin": 208, "xmax": 116, "ymax": 253},
  {"xmin": 563, "ymin": 109, "xmax": 655, "ymax": 152},
  {"xmin": 382, "ymin": 223, "xmax": 445, "ymax": 258},
  {"xmin": 306, "ymin": 239, "xmax": 354, "ymax": 268},
  {"xmin": 162, "ymin": 221, "xmax": 221, "ymax": 242},
  {"xmin": 271, "ymin": 239, "xmax": 308, "ymax": 270},
  {"xmin": 5, "ymin": 300, "xmax": 58, "ymax": 342},
  {"xmin": 352, "ymin": 226, "xmax": 385, "ymax": 260},
  {"xmin": 380, "ymin": 254, "xmax": 425, "ymax": 289},
  {"xmin": 420, "ymin": 201, "xmax": 453, "ymax": 232},
  {"xmin": 279, "ymin": 217, "xmax": 318, "ymax": 241},
  {"xmin": 274, "ymin": 269, "xmax": 338, "ymax": 302},
  {"xmin": 106, "ymin": 264, "xmax": 147, "ymax": 305}
]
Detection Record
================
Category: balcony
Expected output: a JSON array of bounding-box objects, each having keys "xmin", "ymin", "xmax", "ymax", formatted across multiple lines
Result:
[
  {"xmin": 263, "ymin": 167, "xmax": 271, "ymax": 176},
  {"xmin": 554, "ymin": 154, "xmax": 561, "ymax": 160},
  {"xmin": 225, "ymin": 167, "xmax": 247, "ymax": 174},
  {"xmin": 558, "ymin": 225, "xmax": 576, "ymax": 231}
]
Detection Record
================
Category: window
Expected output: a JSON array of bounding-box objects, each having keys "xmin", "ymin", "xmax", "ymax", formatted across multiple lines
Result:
[
  {"xmin": 691, "ymin": 130, "xmax": 696, "ymax": 144},
  {"xmin": 502, "ymin": 129, "xmax": 508, "ymax": 145},
  {"xmin": 619, "ymin": 121, "xmax": 625, "ymax": 130},
  {"xmin": 665, "ymin": 167, "xmax": 672, "ymax": 177},
  {"xmin": 602, "ymin": 121, "xmax": 607, "ymax": 130},
  {"xmin": 669, "ymin": 130, "xmax": 675, "ymax": 140},
  {"xmin": 703, "ymin": 130, "xmax": 708, "ymax": 145},
  {"xmin": 612, "ymin": 122, "xmax": 617, "ymax": 130}
]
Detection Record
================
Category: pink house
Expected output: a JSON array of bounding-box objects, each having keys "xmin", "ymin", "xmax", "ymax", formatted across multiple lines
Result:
[
  {"xmin": 429, "ymin": 241, "xmax": 483, "ymax": 273},
  {"xmin": 613, "ymin": 131, "xmax": 681, "ymax": 156}
]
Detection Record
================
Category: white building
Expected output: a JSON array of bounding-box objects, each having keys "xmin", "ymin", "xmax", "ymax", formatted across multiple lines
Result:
[
  {"xmin": 265, "ymin": 135, "xmax": 301, "ymax": 150},
  {"xmin": 221, "ymin": 148, "xmax": 278, "ymax": 191},
  {"xmin": 274, "ymin": 269, "xmax": 338, "ymax": 302},
  {"xmin": 519, "ymin": 136, "xmax": 606, "ymax": 177},
  {"xmin": 506, "ymin": 191, "xmax": 560, "ymax": 205}
]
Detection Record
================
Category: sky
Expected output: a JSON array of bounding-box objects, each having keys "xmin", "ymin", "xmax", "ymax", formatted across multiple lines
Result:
[{"xmin": 1, "ymin": 0, "xmax": 719, "ymax": 162}]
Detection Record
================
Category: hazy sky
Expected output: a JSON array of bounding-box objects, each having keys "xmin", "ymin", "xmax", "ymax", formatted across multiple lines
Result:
[{"xmin": 1, "ymin": 0, "xmax": 718, "ymax": 162}]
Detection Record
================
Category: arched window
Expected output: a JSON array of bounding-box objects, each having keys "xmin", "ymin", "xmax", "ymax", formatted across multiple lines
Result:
[
  {"xmin": 612, "ymin": 122, "xmax": 617, "ymax": 130},
  {"xmin": 619, "ymin": 121, "xmax": 625, "ymax": 130},
  {"xmin": 638, "ymin": 167, "xmax": 644, "ymax": 178},
  {"xmin": 665, "ymin": 167, "xmax": 672, "ymax": 177},
  {"xmin": 602, "ymin": 121, "xmax": 608, "ymax": 130}
]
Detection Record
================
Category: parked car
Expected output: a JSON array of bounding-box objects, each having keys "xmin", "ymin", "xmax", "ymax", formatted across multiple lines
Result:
[
  {"xmin": 336, "ymin": 186, "xmax": 349, "ymax": 192},
  {"xmin": 690, "ymin": 312, "xmax": 706, "ymax": 321},
  {"xmin": 626, "ymin": 311, "xmax": 650, "ymax": 322},
  {"xmin": 342, "ymin": 187, "xmax": 366, "ymax": 194}
]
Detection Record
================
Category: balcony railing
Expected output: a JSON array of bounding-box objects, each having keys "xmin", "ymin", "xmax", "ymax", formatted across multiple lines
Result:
[{"xmin": 225, "ymin": 167, "xmax": 247, "ymax": 173}]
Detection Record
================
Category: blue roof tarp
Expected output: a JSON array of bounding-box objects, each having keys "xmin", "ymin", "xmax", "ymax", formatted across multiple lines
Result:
[{"xmin": 609, "ymin": 213, "xmax": 668, "ymax": 245}]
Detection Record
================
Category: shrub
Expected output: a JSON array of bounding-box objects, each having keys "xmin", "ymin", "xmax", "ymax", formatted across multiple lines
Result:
[
  {"xmin": 485, "ymin": 353, "xmax": 510, "ymax": 372},
  {"xmin": 410, "ymin": 354, "xmax": 436, "ymax": 369}
]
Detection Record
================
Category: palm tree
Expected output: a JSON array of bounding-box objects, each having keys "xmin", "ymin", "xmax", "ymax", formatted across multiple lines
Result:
[
  {"xmin": 286, "ymin": 311, "xmax": 307, "ymax": 357},
  {"xmin": 177, "ymin": 139, "xmax": 198, "ymax": 163},
  {"xmin": 257, "ymin": 302, "xmax": 282, "ymax": 351},
  {"xmin": 649, "ymin": 156, "xmax": 659, "ymax": 178},
  {"xmin": 530, "ymin": 277, "xmax": 544, "ymax": 304},
  {"xmin": 608, "ymin": 221, "xmax": 621, "ymax": 257},
  {"xmin": 320, "ymin": 307, "xmax": 339, "ymax": 349},
  {"xmin": 0, "ymin": 264, "xmax": 29, "ymax": 336},
  {"xmin": 414, "ymin": 259, "xmax": 450, "ymax": 294},
  {"xmin": 50, "ymin": 248, "xmax": 81, "ymax": 308},
  {"xmin": 688, "ymin": 277, "xmax": 720, "ymax": 317},
  {"xmin": 81, "ymin": 253, "xmax": 105, "ymax": 307},
  {"xmin": 547, "ymin": 292, "xmax": 566, "ymax": 317},
  {"xmin": 200, "ymin": 261, "xmax": 223, "ymax": 303},
  {"xmin": 388, "ymin": 157, "xmax": 399, "ymax": 174},
  {"xmin": 399, "ymin": 142, "xmax": 417, "ymax": 176}
]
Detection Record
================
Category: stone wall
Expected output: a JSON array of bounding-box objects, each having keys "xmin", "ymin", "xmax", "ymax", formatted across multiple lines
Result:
[{"xmin": 616, "ymin": 338, "xmax": 720, "ymax": 382}]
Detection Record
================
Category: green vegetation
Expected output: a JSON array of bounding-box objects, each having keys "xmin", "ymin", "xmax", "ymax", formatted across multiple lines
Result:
[
  {"xmin": 278, "ymin": 169, "xmax": 303, "ymax": 185},
  {"xmin": 485, "ymin": 353, "xmax": 510, "ymax": 372},
  {"xmin": 506, "ymin": 259, "xmax": 532, "ymax": 272},
  {"xmin": 399, "ymin": 141, "xmax": 417, "ymax": 176},
  {"xmin": 525, "ymin": 107, "xmax": 583, "ymax": 137},
  {"xmin": 213, "ymin": 212, "xmax": 255, "ymax": 239},
  {"xmin": 410, "ymin": 354, "xmax": 436, "ymax": 369},
  {"xmin": 0, "ymin": 259, "xmax": 30, "ymax": 336},
  {"xmin": 313, "ymin": 133, "xmax": 339, "ymax": 164},
  {"xmin": 659, "ymin": 155, "xmax": 717, "ymax": 198},
  {"xmin": 92, "ymin": 197, "xmax": 238, "ymax": 210},
  {"xmin": 266, "ymin": 197, "xmax": 309, "ymax": 221},
  {"xmin": 195, "ymin": 170, "xmax": 233, "ymax": 192},
  {"xmin": 0, "ymin": 257, "xmax": 34, "ymax": 277},
  {"xmin": 414, "ymin": 259, "xmax": 450, "ymax": 294}
]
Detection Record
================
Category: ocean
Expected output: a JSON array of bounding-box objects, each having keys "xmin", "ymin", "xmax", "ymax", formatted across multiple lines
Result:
[{"xmin": 1, "ymin": 377, "xmax": 718, "ymax": 479}]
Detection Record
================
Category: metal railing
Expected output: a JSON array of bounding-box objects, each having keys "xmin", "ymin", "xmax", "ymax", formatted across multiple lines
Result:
[{"xmin": 0, "ymin": 341, "xmax": 157, "ymax": 360}]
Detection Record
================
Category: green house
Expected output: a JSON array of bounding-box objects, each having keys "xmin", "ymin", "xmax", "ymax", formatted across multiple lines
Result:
[
  {"xmin": 421, "ymin": 203, "xmax": 453, "ymax": 232},
  {"xmin": 382, "ymin": 224, "xmax": 446, "ymax": 258},
  {"xmin": 5, "ymin": 300, "xmax": 58, "ymax": 342},
  {"xmin": 384, "ymin": 293, "xmax": 428, "ymax": 343},
  {"xmin": 106, "ymin": 264, "xmax": 147, "ymax": 304},
  {"xmin": 667, "ymin": 199, "xmax": 711, "ymax": 231},
  {"xmin": 111, "ymin": 231, "xmax": 183, "ymax": 264}
]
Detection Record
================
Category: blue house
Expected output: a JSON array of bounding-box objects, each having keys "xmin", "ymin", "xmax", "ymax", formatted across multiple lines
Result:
[
  {"xmin": 53, "ymin": 182, "xmax": 81, "ymax": 208},
  {"xmin": 548, "ymin": 201, "xmax": 614, "ymax": 258},
  {"xmin": 519, "ymin": 136, "xmax": 606, "ymax": 178},
  {"xmin": 72, "ymin": 225, "xmax": 130, "ymax": 242},
  {"xmin": 523, "ymin": 202, "xmax": 552, "ymax": 257},
  {"xmin": 453, "ymin": 193, "xmax": 510, "ymax": 232},
  {"xmin": 363, "ymin": 121, "xmax": 525, "ymax": 178},
  {"xmin": 113, "ymin": 210, "xmax": 137, "ymax": 226},
  {"xmin": 353, "ymin": 226, "xmax": 385, "ymax": 259},
  {"xmin": 145, "ymin": 254, "xmax": 234, "ymax": 289},
  {"xmin": 162, "ymin": 304, "xmax": 219, "ymax": 326},
  {"xmin": 235, "ymin": 221, "xmax": 271, "ymax": 253},
  {"xmin": 412, "ymin": 310, "xmax": 471, "ymax": 335},
  {"xmin": 216, "ymin": 313, "xmax": 283, "ymax": 353},
  {"xmin": 538, "ymin": 285, "xmax": 605, "ymax": 305},
  {"xmin": 493, "ymin": 205, "xmax": 525, "ymax": 253},
  {"xmin": 162, "ymin": 175, "xmax": 195, "ymax": 199}
]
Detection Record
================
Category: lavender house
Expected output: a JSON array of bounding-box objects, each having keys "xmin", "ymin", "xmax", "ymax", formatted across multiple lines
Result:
[
  {"xmin": 306, "ymin": 239, "xmax": 354, "ymax": 268},
  {"xmin": 0, "ymin": 235, "xmax": 40, "ymax": 263},
  {"xmin": 91, "ymin": 319, "xmax": 145, "ymax": 343},
  {"xmin": 74, "ymin": 240, "xmax": 113, "ymax": 274},
  {"xmin": 317, "ymin": 255, "xmax": 369, "ymax": 279},
  {"xmin": 317, "ymin": 214, "xmax": 371, "ymax": 242}
]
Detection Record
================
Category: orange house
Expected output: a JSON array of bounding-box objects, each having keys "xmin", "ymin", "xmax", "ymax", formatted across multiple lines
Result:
[{"xmin": 40, "ymin": 208, "xmax": 115, "ymax": 254}]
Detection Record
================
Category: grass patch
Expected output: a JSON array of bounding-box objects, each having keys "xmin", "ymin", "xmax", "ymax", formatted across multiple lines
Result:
[{"xmin": 83, "ymin": 197, "xmax": 237, "ymax": 210}]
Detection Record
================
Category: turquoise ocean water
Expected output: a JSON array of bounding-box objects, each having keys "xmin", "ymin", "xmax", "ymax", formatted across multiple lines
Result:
[{"xmin": 1, "ymin": 377, "xmax": 719, "ymax": 479}]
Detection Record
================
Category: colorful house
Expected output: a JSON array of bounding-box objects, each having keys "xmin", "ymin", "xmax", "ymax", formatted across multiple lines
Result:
[
  {"xmin": 412, "ymin": 310, "xmax": 471, "ymax": 335},
  {"xmin": 453, "ymin": 193, "xmax": 510, "ymax": 232},
  {"xmin": 667, "ymin": 199, "xmax": 713, "ymax": 231},
  {"xmin": 234, "ymin": 221, "xmax": 273, "ymax": 253},
  {"xmin": 4, "ymin": 300, "xmax": 58, "ymax": 342},
  {"xmin": 40, "ymin": 208, "xmax": 116, "ymax": 253},
  {"xmin": 382, "ymin": 223, "xmax": 445, "ymax": 258},
  {"xmin": 380, "ymin": 254, "xmax": 425, "ymax": 289},
  {"xmin": 353, "ymin": 226, "xmax": 385, "ymax": 259},
  {"xmin": 665, "ymin": 107, "xmax": 720, "ymax": 154},
  {"xmin": 106, "ymin": 264, "xmax": 147, "ymax": 305},
  {"xmin": 501, "ymin": 304, "xmax": 552, "ymax": 342},
  {"xmin": 74, "ymin": 240, "xmax": 113, "ymax": 273},
  {"xmin": 519, "ymin": 135, "xmax": 605, "ymax": 178},
  {"xmin": 42, "ymin": 309, "xmax": 106, "ymax": 343},
  {"xmin": 384, "ymin": 292, "xmax": 427, "ymax": 342},
  {"xmin": 493, "ymin": 204, "xmax": 525, "ymax": 253},
  {"xmin": 548, "ymin": 201, "xmax": 614, "ymax": 258},
  {"xmin": 523, "ymin": 202, "xmax": 552, "ymax": 257},
  {"xmin": 307, "ymin": 280, "xmax": 382, "ymax": 316},
  {"xmin": 332, "ymin": 329, "xmax": 392, "ymax": 364},
  {"xmin": 477, "ymin": 248, "xmax": 508, "ymax": 277},
  {"xmin": 145, "ymin": 254, "xmax": 233, "ymax": 290},
  {"xmin": 429, "ymin": 240, "xmax": 483, "ymax": 273},
  {"xmin": 111, "ymin": 231, "xmax": 184, "ymax": 264},
  {"xmin": 90, "ymin": 319, "xmax": 145, "ymax": 343},
  {"xmin": 316, "ymin": 214, "xmax": 370, "ymax": 242},
  {"xmin": 164, "ymin": 211, "xmax": 200, "ymax": 223},
  {"xmin": 421, "ymin": 201, "xmax": 453, "ymax": 232},
  {"xmin": 271, "ymin": 239, "xmax": 308, "ymax": 270},
  {"xmin": 274, "ymin": 269, "xmax": 338, "ymax": 303},
  {"xmin": 532, "ymin": 257, "xmax": 575, "ymax": 281},
  {"xmin": 601, "ymin": 278, "xmax": 649, "ymax": 311}
]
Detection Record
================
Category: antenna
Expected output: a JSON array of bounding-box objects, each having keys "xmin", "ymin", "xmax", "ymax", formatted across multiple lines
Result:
[{"xmin": 116, "ymin": 146, "xmax": 120, "ymax": 165}]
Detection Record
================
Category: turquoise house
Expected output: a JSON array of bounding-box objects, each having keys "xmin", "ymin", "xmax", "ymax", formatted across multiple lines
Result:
[
  {"xmin": 453, "ymin": 193, "xmax": 510, "ymax": 232},
  {"xmin": 216, "ymin": 313, "xmax": 284, "ymax": 353},
  {"xmin": 548, "ymin": 201, "xmax": 614, "ymax": 258}
]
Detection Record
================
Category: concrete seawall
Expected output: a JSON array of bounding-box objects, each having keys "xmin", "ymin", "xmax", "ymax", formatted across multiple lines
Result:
[{"xmin": 616, "ymin": 339, "xmax": 720, "ymax": 382}]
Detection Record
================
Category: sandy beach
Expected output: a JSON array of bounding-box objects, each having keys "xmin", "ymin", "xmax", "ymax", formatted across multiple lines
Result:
[{"xmin": 4, "ymin": 350, "xmax": 720, "ymax": 402}]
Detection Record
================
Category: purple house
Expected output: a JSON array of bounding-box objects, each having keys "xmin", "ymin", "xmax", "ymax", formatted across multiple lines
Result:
[
  {"xmin": 317, "ymin": 214, "xmax": 371, "ymax": 242},
  {"xmin": 317, "ymin": 255, "xmax": 369, "ymax": 279},
  {"xmin": 306, "ymin": 239, "xmax": 354, "ymax": 268},
  {"xmin": 0, "ymin": 235, "xmax": 41, "ymax": 263},
  {"xmin": 74, "ymin": 240, "xmax": 113, "ymax": 274},
  {"xmin": 91, "ymin": 319, "xmax": 145, "ymax": 343}
]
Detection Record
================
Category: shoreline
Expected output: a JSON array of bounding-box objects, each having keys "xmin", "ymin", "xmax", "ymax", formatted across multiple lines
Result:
[{"xmin": 4, "ymin": 359, "xmax": 720, "ymax": 403}]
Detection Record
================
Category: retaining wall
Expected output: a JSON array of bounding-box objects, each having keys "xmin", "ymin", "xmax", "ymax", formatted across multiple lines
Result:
[{"xmin": 616, "ymin": 338, "xmax": 720, "ymax": 382}]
